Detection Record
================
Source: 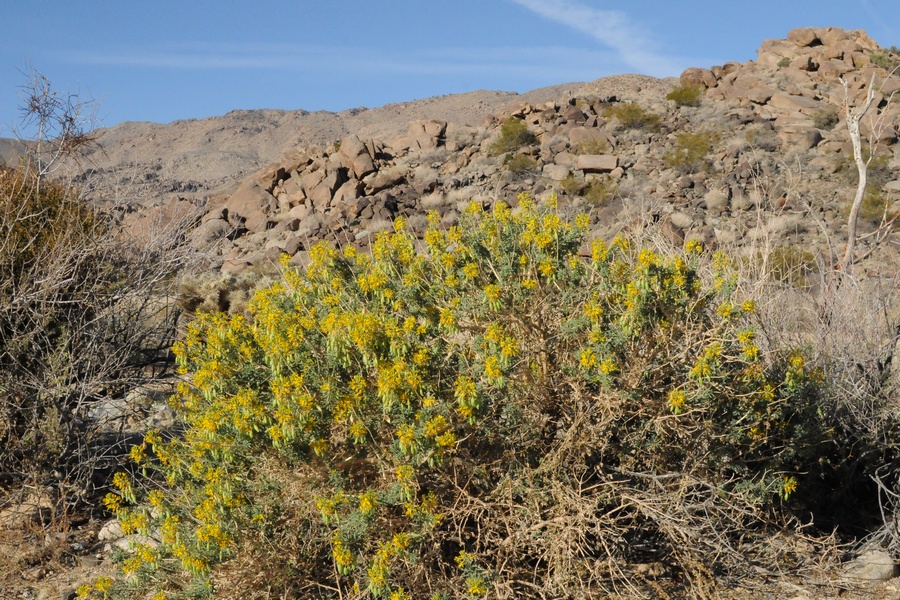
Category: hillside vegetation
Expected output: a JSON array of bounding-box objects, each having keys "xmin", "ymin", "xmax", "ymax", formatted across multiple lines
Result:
[{"xmin": 1, "ymin": 27, "xmax": 900, "ymax": 600}]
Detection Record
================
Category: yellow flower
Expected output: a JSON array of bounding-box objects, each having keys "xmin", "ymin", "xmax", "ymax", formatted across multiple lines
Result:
[
  {"xmin": 102, "ymin": 493, "xmax": 123, "ymax": 513},
  {"xmin": 484, "ymin": 284, "xmax": 500, "ymax": 304},
  {"xmin": 462, "ymin": 262, "xmax": 479, "ymax": 279},
  {"xmin": 575, "ymin": 213, "xmax": 590, "ymax": 229},
  {"xmin": 685, "ymin": 239, "xmax": 703, "ymax": 254},
  {"xmin": 591, "ymin": 239, "xmax": 608, "ymax": 264},
  {"xmin": 396, "ymin": 464, "xmax": 415, "ymax": 483},
  {"xmin": 668, "ymin": 389, "xmax": 686, "ymax": 413},
  {"xmin": 579, "ymin": 348, "xmax": 597, "ymax": 369},
  {"xmin": 349, "ymin": 420, "xmax": 367, "ymax": 443},
  {"xmin": 599, "ymin": 358, "xmax": 617, "ymax": 375},
  {"xmin": 780, "ymin": 475, "xmax": 798, "ymax": 500},
  {"xmin": 484, "ymin": 356, "xmax": 503, "ymax": 379},
  {"xmin": 538, "ymin": 258, "xmax": 555, "ymax": 278},
  {"xmin": 522, "ymin": 278, "xmax": 537, "ymax": 290},
  {"xmin": 467, "ymin": 576, "xmax": 488, "ymax": 596},
  {"xmin": 439, "ymin": 307, "xmax": 456, "ymax": 330},
  {"xmin": 94, "ymin": 577, "xmax": 113, "ymax": 593},
  {"xmin": 717, "ymin": 302, "xmax": 734, "ymax": 318},
  {"xmin": 129, "ymin": 444, "xmax": 146, "ymax": 464},
  {"xmin": 359, "ymin": 491, "xmax": 378, "ymax": 515}
]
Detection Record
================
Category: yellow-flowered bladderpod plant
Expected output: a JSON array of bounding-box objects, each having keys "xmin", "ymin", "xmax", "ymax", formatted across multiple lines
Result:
[{"xmin": 90, "ymin": 194, "xmax": 833, "ymax": 598}]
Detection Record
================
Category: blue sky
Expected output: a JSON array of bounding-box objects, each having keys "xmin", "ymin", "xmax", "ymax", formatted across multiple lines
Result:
[{"xmin": 2, "ymin": 1, "xmax": 899, "ymax": 134}]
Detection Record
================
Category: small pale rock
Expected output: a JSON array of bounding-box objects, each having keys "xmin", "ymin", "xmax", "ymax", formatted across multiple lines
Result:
[
  {"xmin": 843, "ymin": 549, "xmax": 898, "ymax": 582},
  {"xmin": 98, "ymin": 519, "xmax": 123, "ymax": 542}
]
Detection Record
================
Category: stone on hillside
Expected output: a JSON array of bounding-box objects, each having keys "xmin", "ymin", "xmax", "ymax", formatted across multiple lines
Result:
[
  {"xmin": 287, "ymin": 202, "xmax": 313, "ymax": 222},
  {"xmin": 365, "ymin": 167, "xmax": 405, "ymax": 194},
  {"xmin": 717, "ymin": 75, "xmax": 768, "ymax": 102},
  {"xmin": 817, "ymin": 27, "xmax": 851, "ymax": 46},
  {"xmin": 225, "ymin": 179, "xmax": 277, "ymax": 233},
  {"xmin": 791, "ymin": 56, "xmax": 819, "ymax": 72},
  {"xmin": 281, "ymin": 176, "xmax": 306, "ymax": 202},
  {"xmin": 304, "ymin": 167, "xmax": 346, "ymax": 212},
  {"xmin": 334, "ymin": 179, "xmax": 362, "ymax": 205},
  {"xmin": 788, "ymin": 27, "xmax": 820, "ymax": 47},
  {"xmin": 554, "ymin": 151, "xmax": 576, "ymax": 167},
  {"xmin": 190, "ymin": 218, "xmax": 233, "ymax": 247},
  {"xmin": 680, "ymin": 67, "xmax": 717, "ymax": 89},
  {"xmin": 747, "ymin": 85, "xmax": 778, "ymax": 104},
  {"xmin": 542, "ymin": 164, "xmax": 570, "ymax": 181},
  {"xmin": 393, "ymin": 119, "xmax": 447, "ymax": 151},
  {"xmin": 568, "ymin": 127, "xmax": 609, "ymax": 150},
  {"xmin": 768, "ymin": 93, "xmax": 821, "ymax": 114},
  {"xmin": 757, "ymin": 39, "xmax": 798, "ymax": 68},
  {"xmin": 98, "ymin": 520, "xmax": 124, "ymax": 542},
  {"xmin": 338, "ymin": 134, "xmax": 376, "ymax": 179},
  {"xmin": 576, "ymin": 154, "xmax": 618, "ymax": 173}
]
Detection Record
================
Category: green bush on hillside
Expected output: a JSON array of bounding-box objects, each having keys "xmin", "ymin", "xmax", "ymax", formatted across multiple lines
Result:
[
  {"xmin": 663, "ymin": 131, "xmax": 716, "ymax": 173},
  {"xmin": 88, "ymin": 194, "xmax": 857, "ymax": 598},
  {"xmin": 606, "ymin": 101, "xmax": 661, "ymax": 131},
  {"xmin": 666, "ymin": 85, "xmax": 703, "ymax": 107},
  {"xmin": 487, "ymin": 117, "xmax": 536, "ymax": 156}
]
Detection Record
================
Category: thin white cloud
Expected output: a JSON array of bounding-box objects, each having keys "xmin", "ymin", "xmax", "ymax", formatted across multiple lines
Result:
[
  {"xmin": 509, "ymin": 0, "xmax": 682, "ymax": 76},
  {"xmin": 57, "ymin": 43, "xmax": 623, "ymax": 82}
]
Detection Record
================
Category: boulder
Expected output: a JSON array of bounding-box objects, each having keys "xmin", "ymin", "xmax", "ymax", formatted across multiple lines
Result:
[
  {"xmin": 225, "ymin": 179, "xmax": 277, "ymax": 233},
  {"xmin": 680, "ymin": 67, "xmax": 717, "ymax": 89},
  {"xmin": 788, "ymin": 27, "xmax": 820, "ymax": 47},
  {"xmin": 190, "ymin": 218, "xmax": 233, "ymax": 247},
  {"xmin": 338, "ymin": 134, "xmax": 376, "ymax": 179},
  {"xmin": 542, "ymin": 164, "xmax": 570, "ymax": 181},
  {"xmin": 365, "ymin": 167, "xmax": 406, "ymax": 194},
  {"xmin": 568, "ymin": 127, "xmax": 610, "ymax": 150},
  {"xmin": 768, "ymin": 93, "xmax": 822, "ymax": 114},
  {"xmin": 576, "ymin": 154, "xmax": 618, "ymax": 173}
]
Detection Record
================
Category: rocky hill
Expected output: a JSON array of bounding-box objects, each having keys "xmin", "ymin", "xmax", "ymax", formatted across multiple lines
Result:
[{"xmin": 75, "ymin": 27, "xmax": 899, "ymax": 287}]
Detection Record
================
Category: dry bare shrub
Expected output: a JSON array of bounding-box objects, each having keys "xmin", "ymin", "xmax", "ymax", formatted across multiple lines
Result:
[{"xmin": 0, "ymin": 72, "xmax": 199, "ymax": 537}]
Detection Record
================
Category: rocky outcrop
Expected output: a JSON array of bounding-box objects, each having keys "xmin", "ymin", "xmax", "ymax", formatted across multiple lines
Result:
[{"xmin": 108, "ymin": 29, "xmax": 900, "ymax": 279}]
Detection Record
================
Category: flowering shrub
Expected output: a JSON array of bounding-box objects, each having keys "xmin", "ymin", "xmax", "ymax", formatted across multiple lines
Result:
[{"xmin": 91, "ymin": 194, "xmax": 834, "ymax": 598}]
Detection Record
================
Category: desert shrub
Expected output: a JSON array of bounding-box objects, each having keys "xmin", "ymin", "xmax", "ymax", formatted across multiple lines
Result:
[
  {"xmin": 89, "ymin": 195, "xmax": 862, "ymax": 599},
  {"xmin": 744, "ymin": 123, "xmax": 781, "ymax": 152},
  {"xmin": 870, "ymin": 52, "xmax": 898, "ymax": 70},
  {"xmin": 778, "ymin": 57, "xmax": 791, "ymax": 68},
  {"xmin": 559, "ymin": 172, "xmax": 582, "ymax": 196},
  {"xmin": 835, "ymin": 149, "xmax": 894, "ymax": 223},
  {"xmin": 755, "ymin": 245, "xmax": 818, "ymax": 286},
  {"xmin": 605, "ymin": 101, "xmax": 660, "ymax": 131},
  {"xmin": 582, "ymin": 177, "xmax": 617, "ymax": 205},
  {"xmin": 502, "ymin": 152, "xmax": 538, "ymax": 173},
  {"xmin": 812, "ymin": 105, "xmax": 840, "ymax": 130},
  {"xmin": 663, "ymin": 131, "xmax": 716, "ymax": 173},
  {"xmin": 666, "ymin": 85, "xmax": 703, "ymax": 107},
  {"xmin": 0, "ymin": 71, "xmax": 194, "ymax": 513},
  {"xmin": 487, "ymin": 117, "xmax": 536, "ymax": 156}
]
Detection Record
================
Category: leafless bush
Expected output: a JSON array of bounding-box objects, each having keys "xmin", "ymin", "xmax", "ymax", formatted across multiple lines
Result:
[{"xmin": 0, "ymin": 73, "xmax": 199, "ymax": 518}]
